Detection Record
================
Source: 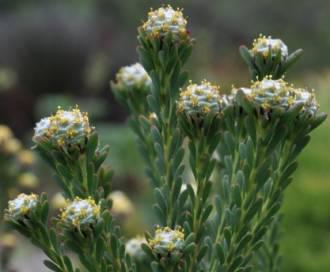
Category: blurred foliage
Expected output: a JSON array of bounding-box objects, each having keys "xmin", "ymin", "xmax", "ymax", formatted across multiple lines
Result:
[{"xmin": 281, "ymin": 71, "xmax": 330, "ymax": 272}]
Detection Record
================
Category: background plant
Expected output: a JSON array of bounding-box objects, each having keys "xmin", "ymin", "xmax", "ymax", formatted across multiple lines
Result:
[{"xmin": 0, "ymin": 124, "xmax": 38, "ymax": 271}]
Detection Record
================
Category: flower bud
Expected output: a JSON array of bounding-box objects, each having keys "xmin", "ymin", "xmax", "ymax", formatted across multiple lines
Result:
[
  {"xmin": 148, "ymin": 112, "xmax": 158, "ymax": 123},
  {"xmin": 18, "ymin": 173, "xmax": 39, "ymax": 189},
  {"xmin": 0, "ymin": 126, "xmax": 22, "ymax": 155},
  {"xmin": 111, "ymin": 63, "xmax": 152, "ymax": 114},
  {"xmin": 126, "ymin": 236, "xmax": 146, "ymax": 260},
  {"xmin": 51, "ymin": 192, "xmax": 66, "ymax": 210},
  {"xmin": 148, "ymin": 226, "xmax": 185, "ymax": 257},
  {"xmin": 33, "ymin": 106, "xmax": 93, "ymax": 149},
  {"xmin": 0, "ymin": 125, "xmax": 13, "ymax": 142},
  {"xmin": 114, "ymin": 63, "xmax": 151, "ymax": 91},
  {"xmin": 17, "ymin": 150, "xmax": 36, "ymax": 166},
  {"xmin": 3, "ymin": 138, "xmax": 21, "ymax": 155},
  {"xmin": 142, "ymin": 5, "xmax": 188, "ymax": 40},
  {"xmin": 6, "ymin": 193, "xmax": 39, "ymax": 220},
  {"xmin": 0, "ymin": 233, "xmax": 17, "ymax": 249},
  {"xmin": 177, "ymin": 80, "xmax": 224, "ymax": 117},
  {"xmin": 251, "ymin": 34, "xmax": 288, "ymax": 59},
  {"xmin": 108, "ymin": 191, "xmax": 134, "ymax": 217},
  {"xmin": 60, "ymin": 197, "xmax": 100, "ymax": 228}
]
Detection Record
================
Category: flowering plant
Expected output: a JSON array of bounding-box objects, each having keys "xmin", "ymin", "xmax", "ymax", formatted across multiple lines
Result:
[
  {"xmin": 0, "ymin": 124, "xmax": 38, "ymax": 271},
  {"xmin": 4, "ymin": 5, "xmax": 326, "ymax": 272}
]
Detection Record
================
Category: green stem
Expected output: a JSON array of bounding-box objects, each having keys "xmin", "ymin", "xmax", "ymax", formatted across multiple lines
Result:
[{"xmin": 188, "ymin": 138, "xmax": 213, "ymax": 272}]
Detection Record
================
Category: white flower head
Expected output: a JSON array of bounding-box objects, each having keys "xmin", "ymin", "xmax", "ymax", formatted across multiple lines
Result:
[
  {"xmin": 61, "ymin": 197, "xmax": 100, "ymax": 228},
  {"xmin": 115, "ymin": 63, "xmax": 151, "ymax": 90},
  {"xmin": 251, "ymin": 35, "xmax": 288, "ymax": 59},
  {"xmin": 293, "ymin": 88, "xmax": 318, "ymax": 115},
  {"xmin": 33, "ymin": 117, "xmax": 51, "ymax": 141},
  {"xmin": 148, "ymin": 226, "xmax": 185, "ymax": 255},
  {"xmin": 178, "ymin": 80, "xmax": 223, "ymax": 116},
  {"xmin": 142, "ymin": 5, "xmax": 188, "ymax": 39},
  {"xmin": 33, "ymin": 106, "xmax": 93, "ymax": 148},
  {"xmin": 7, "ymin": 193, "xmax": 39, "ymax": 219},
  {"xmin": 235, "ymin": 76, "xmax": 319, "ymax": 114}
]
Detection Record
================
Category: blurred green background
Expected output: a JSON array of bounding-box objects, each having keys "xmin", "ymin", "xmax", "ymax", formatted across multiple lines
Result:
[{"xmin": 0, "ymin": 0, "xmax": 329, "ymax": 271}]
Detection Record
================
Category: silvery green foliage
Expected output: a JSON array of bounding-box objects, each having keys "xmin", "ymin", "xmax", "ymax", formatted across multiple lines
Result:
[{"xmin": 3, "ymin": 5, "xmax": 327, "ymax": 272}]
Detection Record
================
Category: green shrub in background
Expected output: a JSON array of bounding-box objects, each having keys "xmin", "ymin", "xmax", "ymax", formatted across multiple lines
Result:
[{"xmin": 280, "ymin": 71, "xmax": 330, "ymax": 272}]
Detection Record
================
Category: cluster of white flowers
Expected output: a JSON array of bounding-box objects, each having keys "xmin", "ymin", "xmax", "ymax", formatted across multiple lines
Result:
[
  {"xmin": 114, "ymin": 63, "xmax": 151, "ymax": 90},
  {"xmin": 60, "ymin": 197, "xmax": 100, "ymax": 228},
  {"xmin": 142, "ymin": 5, "xmax": 187, "ymax": 39},
  {"xmin": 234, "ymin": 76, "xmax": 318, "ymax": 114},
  {"xmin": 148, "ymin": 226, "xmax": 184, "ymax": 255},
  {"xmin": 177, "ymin": 80, "xmax": 224, "ymax": 116},
  {"xmin": 250, "ymin": 34, "xmax": 288, "ymax": 59},
  {"xmin": 7, "ymin": 193, "xmax": 39, "ymax": 219},
  {"xmin": 33, "ymin": 106, "xmax": 92, "ymax": 148}
]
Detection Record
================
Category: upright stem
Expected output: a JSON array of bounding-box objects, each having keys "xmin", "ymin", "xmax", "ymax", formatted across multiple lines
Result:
[{"xmin": 137, "ymin": 34, "xmax": 192, "ymax": 227}]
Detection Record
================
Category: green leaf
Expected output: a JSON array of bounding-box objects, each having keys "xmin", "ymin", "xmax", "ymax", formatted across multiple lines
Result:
[
  {"xmin": 43, "ymin": 260, "xmax": 62, "ymax": 272},
  {"xmin": 151, "ymin": 126, "xmax": 163, "ymax": 145},
  {"xmin": 154, "ymin": 188, "xmax": 167, "ymax": 212},
  {"xmin": 236, "ymin": 90, "xmax": 254, "ymax": 114},
  {"xmin": 279, "ymin": 162, "xmax": 298, "ymax": 189},
  {"xmin": 244, "ymin": 198, "xmax": 262, "ymax": 222},
  {"xmin": 236, "ymin": 233, "xmax": 252, "ymax": 254},
  {"xmin": 310, "ymin": 112, "xmax": 327, "ymax": 130},
  {"xmin": 64, "ymin": 256, "xmax": 74, "ymax": 272},
  {"xmin": 239, "ymin": 45, "xmax": 253, "ymax": 66},
  {"xmin": 151, "ymin": 261, "xmax": 162, "ymax": 272},
  {"xmin": 244, "ymin": 116, "xmax": 257, "ymax": 145},
  {"xmin": 201, "ymin": 204, "xmax": 213, "ymax": 222},
  {"xmin": 282, "ymin": 49, "xmax": 303, "ymax": 73},
  {"xmin": 147, "ymin": 94, "xmax": 160, "ymax": 114},
  {"xmin": 255, "ymin": 159, "xmax": 271, "ymax": 189},
  {"xmin": 86, "ymin": 133, "xmax": 98, "ymax": 161},
  {"xmin": 153, "ymin": 204, "xmax": 166, "ymax": 225},
  {"xmin": 184, "ymin": 243, "xmax": 196, "ymax": 255},
  {"xmin": 216, "ymin": 243, "xmax": 225, "ymax": 263}
]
